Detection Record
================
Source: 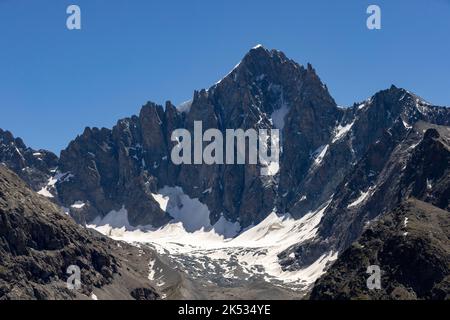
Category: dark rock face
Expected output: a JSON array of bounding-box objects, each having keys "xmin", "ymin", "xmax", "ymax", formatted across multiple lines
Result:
[
  {"xmin": 56, "ymin": 113, "xmax": 174, "ymax": 226},
  {"xmin": 310, "ymin": 199, "xmax": 450, "ymax": 300},
  {"xmin": 0, "ymin": 165, "xmax": 158, "ymax": 300},
  {"xmin": 0, "ymin": 128, "xmax": 58, "ymax": 191}
]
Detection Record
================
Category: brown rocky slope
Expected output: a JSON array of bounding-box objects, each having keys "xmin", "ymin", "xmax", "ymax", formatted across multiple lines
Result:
[
  {"xmin": 310, "ymin": 199, "xmax": 449, "ymax": 300},
  {"xmin": 0, "ymin": 164, "xmax": 158, "ymax": 300}
]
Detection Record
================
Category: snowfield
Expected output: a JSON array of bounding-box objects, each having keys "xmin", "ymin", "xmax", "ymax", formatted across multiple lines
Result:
[{"xmin": 88, "ymin": 186, "xmax": 336, "ymax": 292}]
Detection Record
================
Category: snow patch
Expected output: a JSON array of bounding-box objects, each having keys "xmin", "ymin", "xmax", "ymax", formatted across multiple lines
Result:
[
  {"xmin": 332, "ymin": 121, "xmax": 354, "ymax": 143},
  {"xmin": 37, "ymin": 174, "xmax": 68, "ymax": 198},
  {"xmin": 409, "ymin": 140, "xmax": 421, "ymax": 150},
  {"xmin": 37, "ymin": 172, "xmax": 74, "ymax": 198},
  {"xmin": 148, "ymin": 259, "xmax": 157, "ymax": 281},
  {"xmin": 415, "ymin": 98, "xmax": 431, "ymax": 115},
  {"xmin": 90, "ymin": 186, "xmax": 241, "ymax": 238},
  {"xmin": 156, "ymin": 186, "xmax": 212, "ymax": 232},
  {"xmin": 177, "ymin": 100, "xmax": 192, "ymax": 113},
  {"xmin": 70, "ymin": 201, "xmax": 85, "ymax": 209},
  {"xmin": 37, "ymin": 187, "xmax": 53, "ymax": 198},
  {"xmin": 14, "ymin": 147, "xmax": 24, "ymax": 159},
  {"xmin": 260, "ymin": 161, "xmax": 280, "ymax": 176},
  {"xmin": 347, "ymin": 189, "xmax": 371, "ymax": 208},
  {"xmin": 151, "ymin": 193, "xmax": 169, "ymax": 211},
  {"xmin": 312, "ymin": 145, "xmax": 329, "ymax": 166},
  {"xmin": 202, "ymin": 187, "xmax": 212, "ymax": 194},
  {"xmin": 402, "ymin": 119, "xmax": 412, "ymax": 129},
  {"xmin": 90, "ymin": 206, "xmax": 134, "ymax": 230},
  {"xmin": 271, "ymin": 103, "xmax": 289, "ymax": 131},
  {"xmin": 426, "ymin": 179, "xmax": 433, "ymax": 190},
  {"xmin": 256, "ymin": 74, "xmax": 266, "ymax": 81}
]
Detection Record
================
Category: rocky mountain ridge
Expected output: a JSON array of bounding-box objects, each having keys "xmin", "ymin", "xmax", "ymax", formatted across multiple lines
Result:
[{"xmin": 1, "ymin": 46, "xmax": 449, "ymax": 299}]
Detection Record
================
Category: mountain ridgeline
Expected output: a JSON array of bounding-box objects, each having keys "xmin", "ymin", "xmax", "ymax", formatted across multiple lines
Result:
[{"xmin": 1, "ymin": 46, "xmax": 449, "ymax": 299}]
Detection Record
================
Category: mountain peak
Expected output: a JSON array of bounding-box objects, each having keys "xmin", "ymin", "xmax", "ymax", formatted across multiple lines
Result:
[
  {"xmin": 252, "ymin": 43, "xmax": 265, "ymax": 50},
  {"xmin": 0, "ymin": 128, "xmax": 15, "ymax": 145},
  {"xmin": 210, "ymin": 46, "xmax": 304, "ymax": 89},
  {"xmin": 241, "ymin": 44, "xmax": 271, "ymax": 63}
]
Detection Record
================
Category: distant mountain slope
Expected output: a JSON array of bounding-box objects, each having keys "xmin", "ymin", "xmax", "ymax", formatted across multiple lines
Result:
[
  {"xmin": 281, "ymin": 121, "xmax": 450, "ymax": 270},
  {"xmin": 0, "ymin": 128, "xmax": 57, "ymax": 191},
  {"xmin": 310, "ymin": 199, "xmax": 449, "ymax": 300},
  {"xmin": 0, "ymin": 165, "xmax": 158, "ymax": 300}
]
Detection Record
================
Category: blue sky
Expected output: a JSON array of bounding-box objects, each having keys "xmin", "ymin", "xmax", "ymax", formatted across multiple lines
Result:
[{"xmin": 0, "ymin": 0, "xmax": 449, "ymax": 153}]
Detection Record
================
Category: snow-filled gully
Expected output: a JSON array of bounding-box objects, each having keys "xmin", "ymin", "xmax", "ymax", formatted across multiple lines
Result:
[{"xmin": 88, "ymin": 186, "xmax": 336, "ymax": 292}]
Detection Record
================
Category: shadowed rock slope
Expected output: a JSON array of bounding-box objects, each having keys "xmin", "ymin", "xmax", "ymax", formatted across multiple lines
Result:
[
  {"xmin": 310, "ymin": 199, "xmax": 449, "ymax": 300},
  {"xmin": 0, "ymin": 165, "xmax": 158, "ymax": 300},
  {"xmin": 0, "ymin": 128, "xmax": 57, "ymax": 191}
]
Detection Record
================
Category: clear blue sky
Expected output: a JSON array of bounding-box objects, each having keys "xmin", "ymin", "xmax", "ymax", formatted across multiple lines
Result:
[{"xmin": 1, "ymin": 0, "xmax": 449, "ymax": 153}]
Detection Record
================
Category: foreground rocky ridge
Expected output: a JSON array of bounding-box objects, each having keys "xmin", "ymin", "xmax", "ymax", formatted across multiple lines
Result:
[
  {"xmin": 310, "ymin": 199, "xmax": 449, "ymax": 300},
  {"xmin": 0, "ymin": 165, "xmax": 159, "ymax": 300}
]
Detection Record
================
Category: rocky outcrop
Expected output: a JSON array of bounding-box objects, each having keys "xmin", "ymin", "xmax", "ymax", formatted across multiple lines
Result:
[
  {"xmin": 56, "ymin": 104, "xmax": 177, "ymax": 225},
  {"xmin": 0, "ymin": 165, "xmax": 159, "ymax": 300},
  {"xmin": 310, "ymin": 199, "xmax": 450, "ymax": 300}
]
